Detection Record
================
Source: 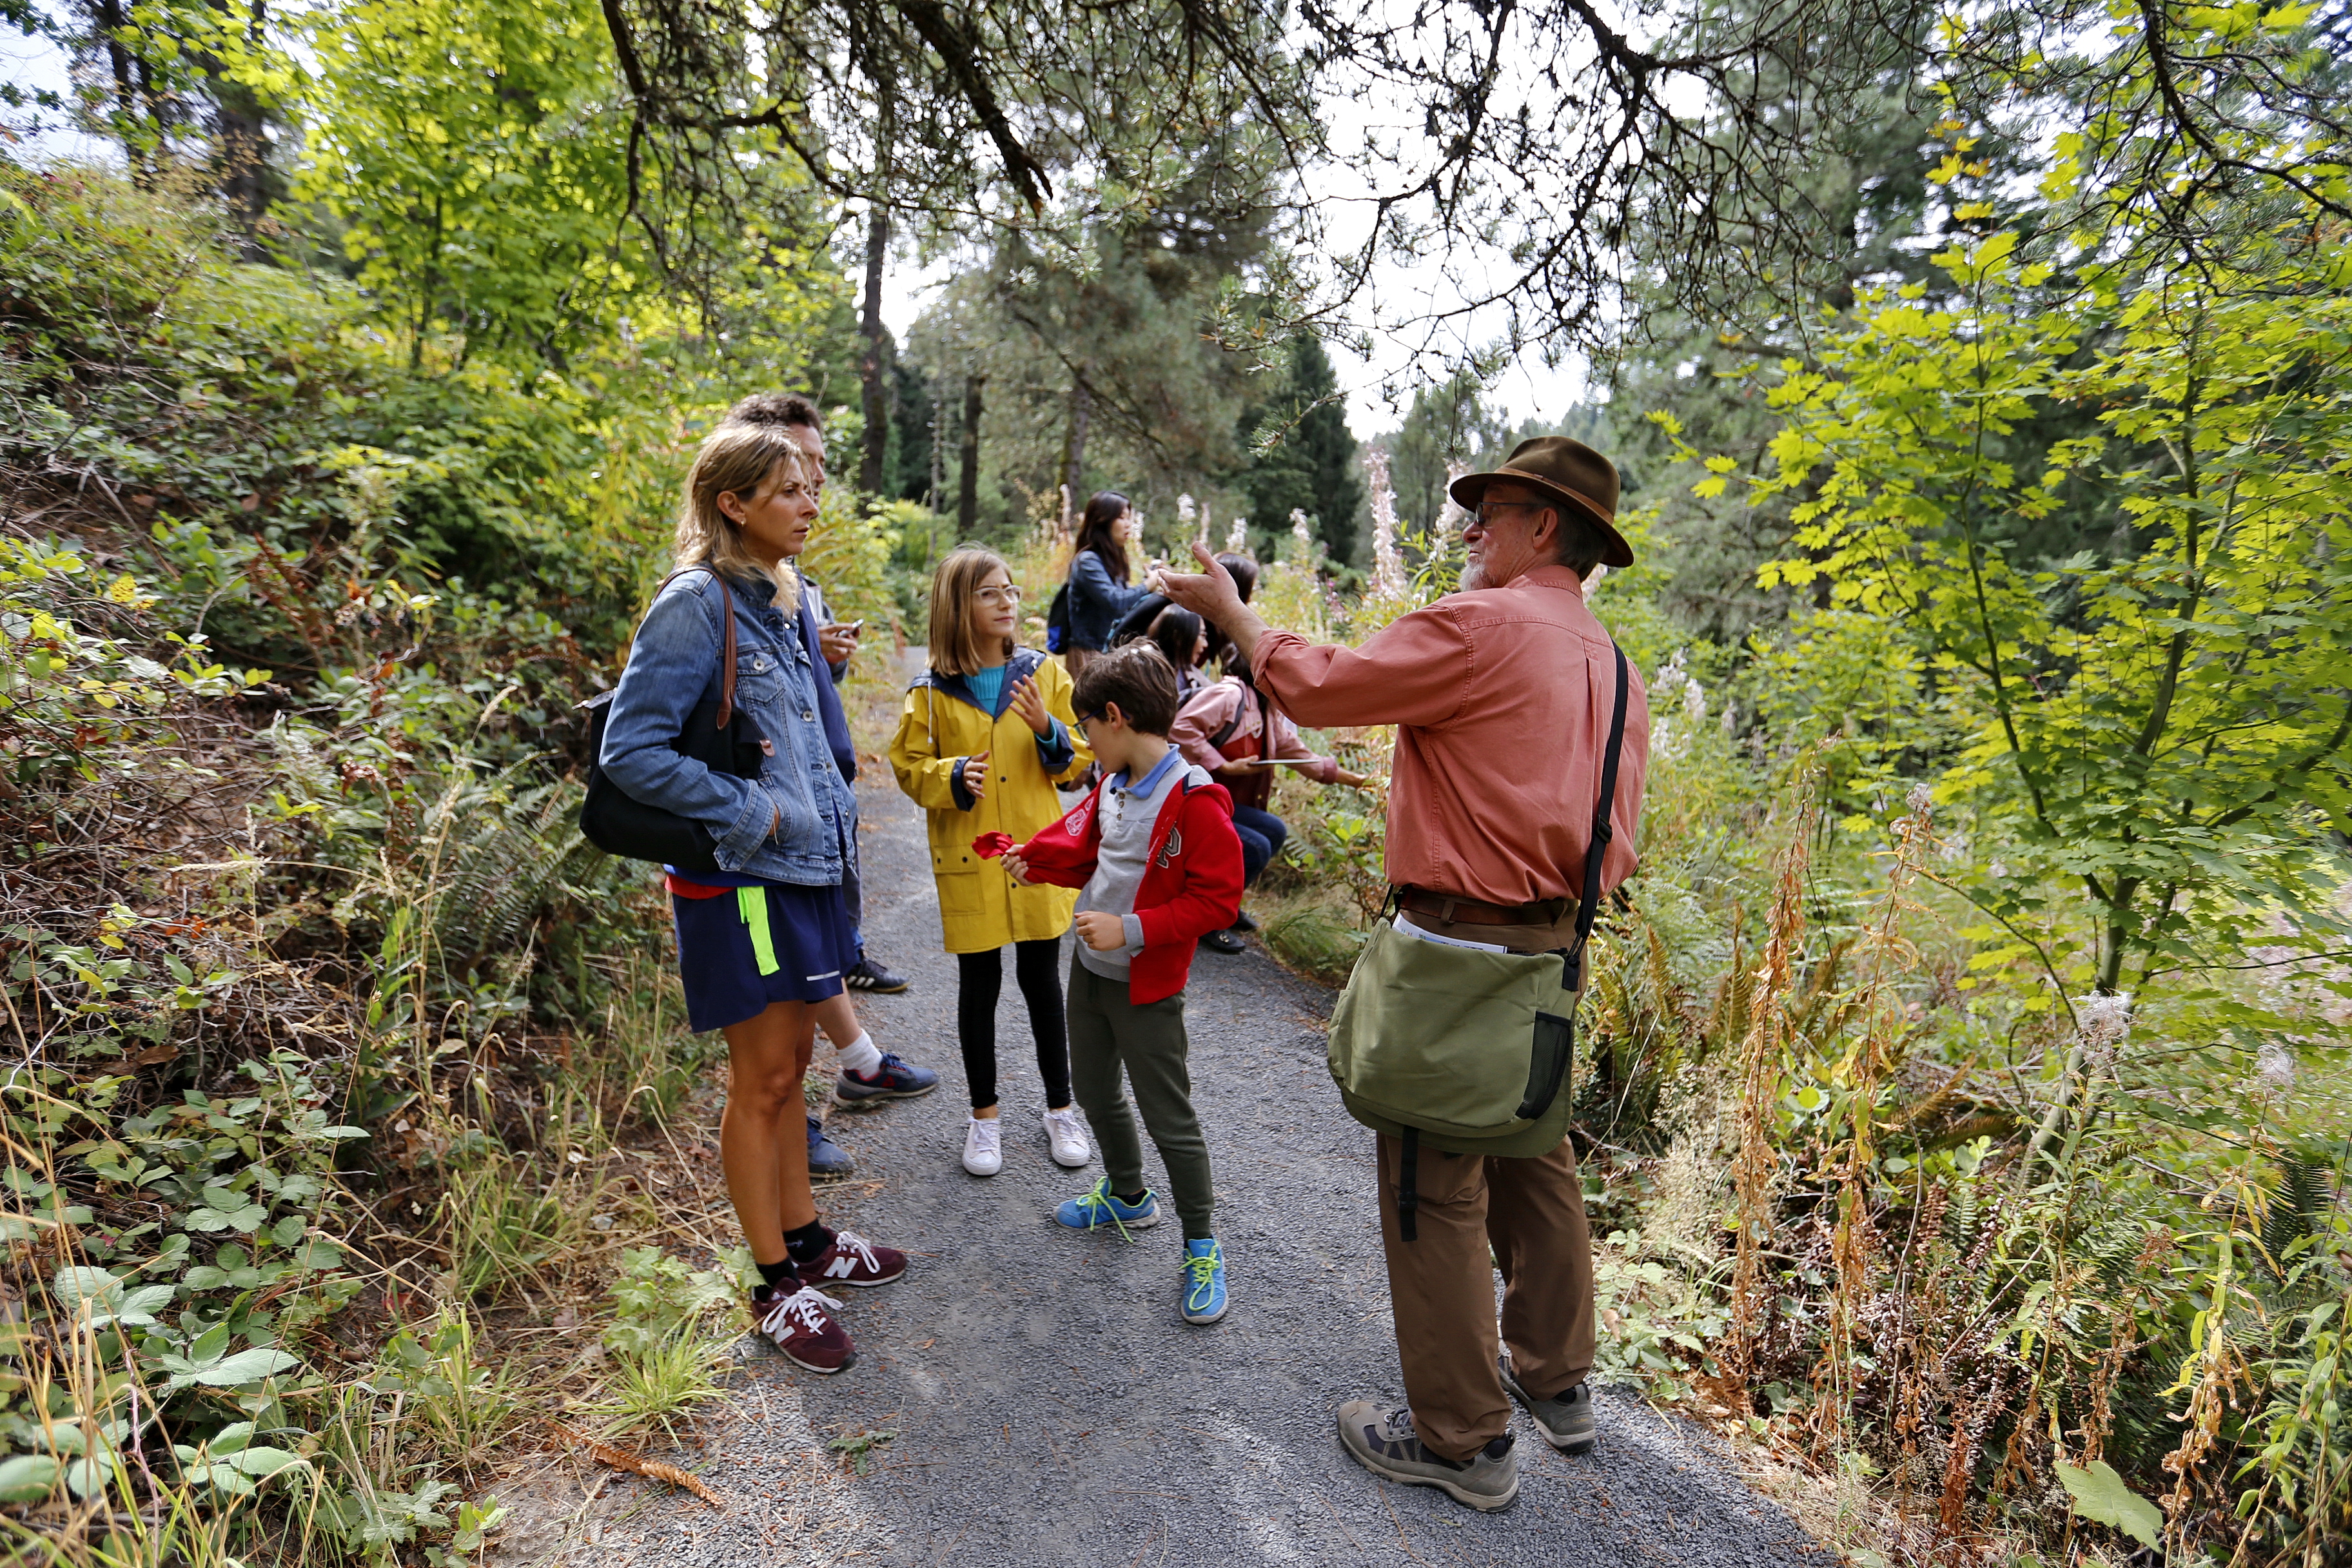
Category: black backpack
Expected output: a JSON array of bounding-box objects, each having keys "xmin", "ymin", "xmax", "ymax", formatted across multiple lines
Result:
[
  {"xmin": 578, "ymin": 572, "xmax": 768, "ymax": 872},
  {"xmin": 1044, "ymin": 581, "xmax": 1072, "ymax": 652}
]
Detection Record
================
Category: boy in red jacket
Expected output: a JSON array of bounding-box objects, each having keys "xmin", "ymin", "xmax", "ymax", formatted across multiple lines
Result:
[{"xmin": 1003, "ymin": 643, "xmax": 1244, "ymax": 1324}]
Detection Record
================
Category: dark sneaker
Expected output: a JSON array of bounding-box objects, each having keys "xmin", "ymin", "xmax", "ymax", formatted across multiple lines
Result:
[
  {"xmin": 796, "ymin": 1229, "xmax": 906, "ymax": 1289},
  {"xmin": 1501, "ymin": 1353, "xmax": 1598, "ymax": 1454},
  {"xmin": 1335, "ymin": 1401, "xmax": 1518, "ymax": 1511},
  {"xmin": 750, "ymin": 1284, "xmax": 855, "ymax": 1374},
  {"xmin": 843, "ymin": 956, "xmax": 909, "ymax": 994},
  {"xmin": 1200, "ymin": 927, "xmax": 1247, "ymax": 956},
  {"xmin": 837, "ymin": 1052, "xmax": 940, "ymax": 1101},
  {"xmin": 807, "ymin": 1117, "xmax": 856, "ymax": 1179}
]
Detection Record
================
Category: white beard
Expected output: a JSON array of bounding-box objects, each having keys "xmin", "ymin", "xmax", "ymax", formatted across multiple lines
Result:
[{"xmin": 1460, "ymin": 558, "xmax": 1493, "ymax": 591}]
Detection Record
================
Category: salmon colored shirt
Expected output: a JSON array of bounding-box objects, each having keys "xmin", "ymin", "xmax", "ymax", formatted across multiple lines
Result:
[{"xmin": 1250, "ymin": 564, "xmax": 1650, "ymax": 906}]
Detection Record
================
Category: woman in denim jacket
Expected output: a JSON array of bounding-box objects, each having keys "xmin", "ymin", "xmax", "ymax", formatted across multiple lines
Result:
[
  {"xmin": 1061, "ymin": 491, "xmax": 1148, "ymax": 673},
  {"xmin": 600, "ymin": 418, "xmax": 906, "ymax": 1376}
]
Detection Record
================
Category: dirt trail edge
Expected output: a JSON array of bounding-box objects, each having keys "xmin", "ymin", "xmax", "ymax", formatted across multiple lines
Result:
[{"xmin": 567, "ymin": 775, "xmax": 1830, "ymax": 1567}]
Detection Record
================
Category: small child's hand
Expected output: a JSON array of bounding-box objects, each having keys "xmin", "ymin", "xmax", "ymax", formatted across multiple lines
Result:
[
  {"xmin": 1008, "ymin": 675, "xmax": 1051, "ymax": 737},
  {"xmin": 959, "ymin": 750, "xmax": 992, "ymax": 801},
  {"xmin": 1073, "ymin": 910, "xmax": 1125, "ymax": 952},
  {"xmin": 1002, "ymin": 850, "xmax": 1033, "ymax": 885}
]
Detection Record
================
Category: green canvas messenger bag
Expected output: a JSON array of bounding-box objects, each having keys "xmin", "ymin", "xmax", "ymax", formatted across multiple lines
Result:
[{"xmin": 1325, "ymin": 643, "xmax": 1630, "ymax": 1239}]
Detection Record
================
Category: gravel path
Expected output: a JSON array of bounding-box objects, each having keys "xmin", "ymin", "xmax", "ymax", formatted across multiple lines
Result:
[{"xmin": 575, "ymin": 774, "xmax": 1828, "ymax": 1567}]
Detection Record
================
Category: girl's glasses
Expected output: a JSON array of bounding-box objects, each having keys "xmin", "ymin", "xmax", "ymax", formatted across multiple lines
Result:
[{"xmin": 973, "ymin": 584, "xmax": 1023, "ymax": 606}]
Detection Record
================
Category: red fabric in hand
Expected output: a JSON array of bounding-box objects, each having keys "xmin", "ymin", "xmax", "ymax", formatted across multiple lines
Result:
[{"xmin": 970, "ymin": 832, "xmax": 1015, "ymax": 859}]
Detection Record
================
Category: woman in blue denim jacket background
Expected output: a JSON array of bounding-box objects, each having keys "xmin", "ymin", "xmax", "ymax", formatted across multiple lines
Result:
[
  {"xmin": 1061, "ymin": 491, "xmax": 1148, "ymax": 674},
  {"xmin": 600, "ymin": 417, "xmax": 906, "ymax": 1375}
]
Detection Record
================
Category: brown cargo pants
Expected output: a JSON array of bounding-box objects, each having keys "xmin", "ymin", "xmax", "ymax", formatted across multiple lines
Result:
[{"xmin": 1373, "ymin": 906, "xmax": 1599, "ymax": 1463}]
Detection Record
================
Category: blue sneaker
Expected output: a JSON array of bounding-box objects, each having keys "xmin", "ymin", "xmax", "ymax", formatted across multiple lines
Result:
[
  {"xmin": 807, "ymin": 1117, "xmax": 855, "ymax": 1179},
  {"xmin": 836, "ymin": 1052, "xmax": 941, "ymax": 1101},
  {"xmin": 1181, "ymin": 1238, "xmax": 1228, "ymax": 1324},
  {"xmin": 1054, "ymin": 1176, "xmax": 1160, "ymax": 1236}
]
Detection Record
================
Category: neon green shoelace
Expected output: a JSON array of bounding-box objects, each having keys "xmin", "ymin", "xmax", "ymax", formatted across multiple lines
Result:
[
  {"xmin": 1184, "ymin": 1245, "xmax": 1220, "ymax": 1304},
  {"xmin": 1076, "ymin": 1178, "xmax": 1138, "ymax": 1242}
]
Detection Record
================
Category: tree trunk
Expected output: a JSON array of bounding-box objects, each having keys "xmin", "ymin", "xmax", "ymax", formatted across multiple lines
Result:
[
  {"xmin": 858, "ymin": 201, "xmax": 891, "ymax": 495},
  {"xmin": 204, "ymin": 0, "xmax": 271, "ymax": 250},
  {"xmin": 89, "ymin": 0, "xmax": 146, "ymax": 184},
  {"xmin": 1061, "ymin": 374, "xmax": 1091, "ymax": 532},
  {"xmin": 928, "ymin": 387, "xmax": 944, "ymax": 513},
  {"xmin": 957, "ymin": 373, "xmax": 985, "ymax": 535}
]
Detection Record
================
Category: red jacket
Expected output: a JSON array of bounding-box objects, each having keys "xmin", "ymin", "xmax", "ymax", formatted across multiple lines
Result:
[{"xmin": 1015, "ymin": 767, "xmax": 1244, "ymax": 1004}]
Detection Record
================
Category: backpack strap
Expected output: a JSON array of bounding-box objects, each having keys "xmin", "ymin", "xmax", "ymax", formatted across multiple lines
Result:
[
  {"xmin": 1396, "ymin": 1126, "xmax": 1420, "ymax": 1242},
  {"xmin": 634, "ymin": 567, "xmax": 738, "ymax": 730},
  {"xmin": 1207, "ymin": 678, "xmax": 1257, "ymax": 752},
  {"xmin": 1562, "ymin": 645, "xmax": 1630, "ymax": 992}
]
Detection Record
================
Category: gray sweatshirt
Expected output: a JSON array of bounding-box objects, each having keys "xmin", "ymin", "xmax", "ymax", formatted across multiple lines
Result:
[{"xmin": 1073, "ymin": 747, "xmax": 1212, "ymax": 979}]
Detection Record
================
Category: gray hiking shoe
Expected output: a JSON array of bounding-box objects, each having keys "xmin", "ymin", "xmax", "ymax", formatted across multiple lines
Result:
[
  {"xmin": 1500, "ymin": 1353, "xmax": 1598, "ymax": 1454},
  {"xmin": 1335, "ymin": 1400, "xmax": 1519, "ymax": 1511}
]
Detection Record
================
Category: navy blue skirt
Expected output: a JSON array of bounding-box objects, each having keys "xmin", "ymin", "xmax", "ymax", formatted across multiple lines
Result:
[{"xmin": 670, "ymin": 879, "xmax": 854, "ymax": 1034}]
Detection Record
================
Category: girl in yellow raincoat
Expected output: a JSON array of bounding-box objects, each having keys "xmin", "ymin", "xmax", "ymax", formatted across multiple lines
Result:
[{"xmin": 890, "ymin": 546, "xmax": 1096, "ymax": 1179}]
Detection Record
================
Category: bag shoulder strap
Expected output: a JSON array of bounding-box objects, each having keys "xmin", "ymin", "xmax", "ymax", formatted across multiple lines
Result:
[
  {"xmin": 1564, "ymin": 644, "xmax": 1631, "ymax": 988},
  {"xmin": 1207, "ymin": 679, "xmax": 1257, "ymax": 751},
  {"xmin": 636, "ymin": 567, "xmax": 738, "ymax": 730}
]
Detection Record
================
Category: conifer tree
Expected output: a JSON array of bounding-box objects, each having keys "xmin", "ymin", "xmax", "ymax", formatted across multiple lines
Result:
[{"xmin": 1237, "ymin": 335, "xmax": 1362, "ymax": 564}]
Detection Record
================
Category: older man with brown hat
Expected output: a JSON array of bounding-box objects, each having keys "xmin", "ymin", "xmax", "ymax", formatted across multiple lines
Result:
[{"xmin": 1159, "ymin": 433, "xmax": 1651, "ymax": 1512}]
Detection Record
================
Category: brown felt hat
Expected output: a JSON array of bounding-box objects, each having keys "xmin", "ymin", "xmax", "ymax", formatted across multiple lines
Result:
[{"xmin": 1448, "ymin": 435, "xmax": 1633, "ymax": 569}]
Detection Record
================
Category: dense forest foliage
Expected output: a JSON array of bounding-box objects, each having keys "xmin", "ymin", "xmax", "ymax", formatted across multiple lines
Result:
[{"xmin": 3, "ymin": 0, "xmax": 2349, "ymax": 1563}]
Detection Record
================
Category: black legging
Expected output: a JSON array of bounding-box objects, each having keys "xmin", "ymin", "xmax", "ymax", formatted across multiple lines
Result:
[{"xmin": 955, "ymin": 939, "xmax": 1072, "ymax": 1111}]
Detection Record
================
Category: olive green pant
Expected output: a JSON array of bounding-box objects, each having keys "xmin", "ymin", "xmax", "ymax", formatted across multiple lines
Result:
[{"xmin": 1064, "ymin": 956, "xmax": 1213, "ymax": 1239}]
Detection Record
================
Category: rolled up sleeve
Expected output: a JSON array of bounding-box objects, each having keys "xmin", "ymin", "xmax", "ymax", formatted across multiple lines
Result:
[{"xmin": 1251, "ymin": 604, "xmax": 1473, "ymax": 730}]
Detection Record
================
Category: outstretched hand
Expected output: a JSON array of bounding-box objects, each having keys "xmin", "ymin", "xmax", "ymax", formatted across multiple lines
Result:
[
  {"xmin": 1155, "ymin": 544, "xmax": 1270, "ymax": 666},
  {"xmin": 1153, "ymin": 543, "xmax": 1244, "ymax": 623}
]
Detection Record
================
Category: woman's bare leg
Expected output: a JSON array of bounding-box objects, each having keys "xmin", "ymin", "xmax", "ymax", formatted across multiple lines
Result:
[{"xmin": 720, "ymin": 999, "xmax": 819, "ymax": 1266}]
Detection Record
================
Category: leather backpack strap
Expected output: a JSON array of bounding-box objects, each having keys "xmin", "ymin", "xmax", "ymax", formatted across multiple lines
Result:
[
  {"xmin": 625, "ymin": 565, "xmax": 738, "ymax": 730},
  {"xmin": 1563, "ymin": 645, "xmax": 1631, "ymax": 991},
  {"xmin": 714, "ymin": 576, "xmax": 737, "ymax": 729}
]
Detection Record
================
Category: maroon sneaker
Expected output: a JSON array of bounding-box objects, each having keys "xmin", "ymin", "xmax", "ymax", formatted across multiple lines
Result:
[
  {"xmin": 797, "ymin": 1230, "xmax": 906, "ymax": 1289},
  {"xmin": 750, "ymin": 1284, "xmax": 856, "ymax": 1374}
]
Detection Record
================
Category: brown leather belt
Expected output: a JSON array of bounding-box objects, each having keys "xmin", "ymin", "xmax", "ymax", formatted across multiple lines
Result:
[{"xmin": 1395, "ymin": 887, "xmax": 1574, "ymax": 928}]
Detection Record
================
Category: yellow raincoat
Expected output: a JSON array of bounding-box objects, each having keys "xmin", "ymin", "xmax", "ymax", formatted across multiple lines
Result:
[{"xmin": 888, "ymin": 649, "xmax": 1093, "ymax": 954}]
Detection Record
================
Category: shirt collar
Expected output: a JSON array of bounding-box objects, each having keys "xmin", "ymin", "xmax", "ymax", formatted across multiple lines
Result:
[
  {"xmin": 1507, "ymin": 564, "xmax": 1590, "ymax": 596},
  {"xmin": 1108, "ymin": 747, "xmax": 1183, "ymax": 801}
]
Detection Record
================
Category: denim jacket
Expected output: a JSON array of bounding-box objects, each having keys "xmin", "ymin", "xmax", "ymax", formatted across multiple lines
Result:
[
  {"xmin": 600, "ymin": 567, "xmax": 851, "ymax": 885},
  {"xmin": 1066, "ymin": 547, "xmax": 1147, "ymax": 652}
]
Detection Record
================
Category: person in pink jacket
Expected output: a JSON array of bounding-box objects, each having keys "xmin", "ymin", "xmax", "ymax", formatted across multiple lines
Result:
[{"xmin": 1168, "ymin": 675, "xmax": 1368, "ymax": 952}]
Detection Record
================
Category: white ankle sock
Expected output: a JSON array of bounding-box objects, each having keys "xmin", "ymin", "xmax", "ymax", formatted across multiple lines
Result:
[{"xmin": 836, "ymin": 1030, "xmax": 883, "ymax": 1076}]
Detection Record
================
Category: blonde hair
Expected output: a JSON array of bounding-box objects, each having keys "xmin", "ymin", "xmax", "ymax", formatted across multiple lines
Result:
[
  {"xmin": 927, "ymin": 547, "xmax": 1018, "ymax": 677},
  {"xmin": 672, "ymin": 419, "xmax": 810, "ymax": 600}
]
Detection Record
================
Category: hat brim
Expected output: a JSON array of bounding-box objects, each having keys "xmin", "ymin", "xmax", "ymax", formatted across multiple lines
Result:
[{"xmin": 1450, "ymin": 468, "xmax": 1634, "ymax": 570}]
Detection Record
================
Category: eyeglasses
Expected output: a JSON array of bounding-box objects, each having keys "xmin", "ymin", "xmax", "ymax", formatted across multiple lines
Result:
[
  {"xmin": 1074, "ymin": 709, "xmax": 1104, "ymax": 727},
  {"xmin": 973, "ymin": 584, "xmax": 1023, "ymax": 606},
  {"xmin": 1467, "ymin": 500, "xmax": 1549, "ymax": 529}
]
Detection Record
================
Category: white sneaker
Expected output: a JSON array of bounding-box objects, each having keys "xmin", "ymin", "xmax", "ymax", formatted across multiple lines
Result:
[
  {"xmin": 1043, "ymin": 1106, "xmax": 1092, "ymax": 1168},
  {"xmin": 962, "ymin": 1115, "xmax": 1003, "ymax": 1177}
]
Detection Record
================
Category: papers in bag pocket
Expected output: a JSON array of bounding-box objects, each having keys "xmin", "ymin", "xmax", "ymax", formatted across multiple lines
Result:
[{"xmin": 1393, "ymin": 914, "xmax": 1507, "ymax": 954}]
